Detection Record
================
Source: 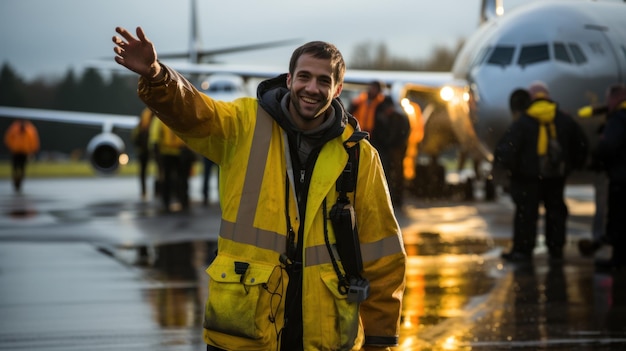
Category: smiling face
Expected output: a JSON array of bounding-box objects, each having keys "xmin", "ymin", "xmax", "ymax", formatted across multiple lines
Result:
[{"xmin": 286, "ymin": 53, "xmax": 343, "ymax": 130}]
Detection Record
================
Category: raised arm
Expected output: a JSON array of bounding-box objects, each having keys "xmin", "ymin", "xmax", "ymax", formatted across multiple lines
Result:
[{"xmin": 112, "ymin": 26, "xmax": 163, "ymax": 80}]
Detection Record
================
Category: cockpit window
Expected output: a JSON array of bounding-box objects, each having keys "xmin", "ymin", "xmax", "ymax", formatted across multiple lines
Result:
[
  {"xmin": 207, "ymin": 83, "xmax": 236, "ymax": 93},
  {"xmin": 472, "ymin": 46, "xmax": 492, "ymax": 67},
  {"xmin": 486, "ymin": 46, "xmax": 515, "ymax": 66},
  {"xmin": 589, "ymin": 42, "xmax": 605, "ymax": 55},
  {"xmin": 568, "ymin": 43, "xmax": 587, "ymax": 64},
  {"xmin": 518, "ymin": 44, "xmax": 549, "ymax": 66},
  {"xmin": 553, "ymin": 42, "xmax": 571, "ymax": 63}
]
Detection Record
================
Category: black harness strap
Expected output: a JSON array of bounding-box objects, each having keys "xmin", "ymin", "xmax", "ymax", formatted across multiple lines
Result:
[{"xmin": 331, "ymin": 131, "xmax": 368, "ymax": 280}]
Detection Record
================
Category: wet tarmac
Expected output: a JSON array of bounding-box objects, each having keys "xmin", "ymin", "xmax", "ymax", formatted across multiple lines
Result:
[{"xmin": 1, "ymin": 176, "xmax": 625, "ymax": 350}]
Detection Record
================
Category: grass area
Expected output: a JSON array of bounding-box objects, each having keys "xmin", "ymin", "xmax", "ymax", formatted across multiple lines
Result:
[
  {"xmin": 0, "ymin": 160, "xmax": 147, "ymax": 179},
  {"xmin": 0, "ymin": 156, "xmax": 465, "ymax": 179}
]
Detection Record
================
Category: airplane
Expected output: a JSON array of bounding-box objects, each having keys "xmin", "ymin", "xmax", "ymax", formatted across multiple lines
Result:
[
  {"xmin": 3, "ymin": 0, "xmax": 625, "ymax": 198},
  {"xmin": 158, "ymin": 0, "xmax": 625, "ymax": 200},
  {"xmin": 445, "ymin": 0, "xmax": 626, "ymax": 194}
]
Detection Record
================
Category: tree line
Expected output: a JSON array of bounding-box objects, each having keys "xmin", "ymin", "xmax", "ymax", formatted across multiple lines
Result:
[
  {"xmin": 0, "ymin": 63, "xmax": 144, "ymax": 115},
  {"xmin": 349, "ymin": 41, "xmax": 461, "ymax": 72}
]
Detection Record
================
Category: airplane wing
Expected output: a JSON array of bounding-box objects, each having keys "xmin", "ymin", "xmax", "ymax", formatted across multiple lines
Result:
[
  {"xmin": 163, "ymin": 63, "xmax": 454, "ymax": 90},
  {"xmin": 0, "ymin": 106, "xmax": 138, "ymax": 133},
  {"xmin": 86, "ymin": 59, "xmax": 452, "ymax": 88},
  {"xmin": 344, "ymin": 69, "xmax": 452, "ymax": 88}
]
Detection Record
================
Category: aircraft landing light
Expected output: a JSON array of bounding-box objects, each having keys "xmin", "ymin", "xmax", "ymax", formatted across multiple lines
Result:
[
  {"xmin": 440, "ymin": 86, "xmax": 454, "ymax": 102},
  {"xmin": 401, "ymin": 98, "xmax": 415, "ymax": 115},
  {"xmin": 119, "ymin": 154, "xmax": 129, "ymax": 166}
]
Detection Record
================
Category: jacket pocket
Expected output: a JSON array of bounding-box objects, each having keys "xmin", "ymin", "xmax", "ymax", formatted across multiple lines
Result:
[
  {"xmin": 203, "ymin": 255, "xmax": 281, "ymax": 341},
  {"xmin": 319, "ymin": 268, "xmax": 360, "ymax": 350}
]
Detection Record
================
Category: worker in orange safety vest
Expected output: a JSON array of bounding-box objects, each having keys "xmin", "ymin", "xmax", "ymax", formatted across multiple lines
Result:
[{"xmin": 4, "ymin": 119, "xmax": 40, "ymax": 193}]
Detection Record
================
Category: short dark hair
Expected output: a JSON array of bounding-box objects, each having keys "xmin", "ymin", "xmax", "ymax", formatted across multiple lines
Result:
[
  {"xmin": 608, "ymin": 83, "xmax": 626, "ymax": 98},
  {"xmin": 509, "ymin": 88, "xmax": 531, "ymax": 113},
  {"xmin": 606, "ymin": 83, "xmax": 626, "ymax": 112},
  {"xmin": 289, "ymin": 41, "xmax": 345, "ymax": 85},
  {"xmin": 380, "ymin": 96, "xmax": 394, "ymax": 108},
  {"xmin": 369, "ymin": 80, "xmax": 383, "ymax": 91}
]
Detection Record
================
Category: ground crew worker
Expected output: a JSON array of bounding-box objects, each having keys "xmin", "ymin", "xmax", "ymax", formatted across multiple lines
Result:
[
  {"xmin": 495, "ymin": 81, "xmax": 588, "ymax": 262},
  {"xmin": 369, "ymin": 97, "xmax": 411, "ymax": 208},
  {"xmin": 349, "ymin": 80, "xmax": 386, "ymax": 135},
  {"xmin": 592, "ymin": 83, "xmax": 626, "ymax": 271},
  {"xmin": 4, "ymin": 119, "xmax": 40, "ymax": 193},
  {"xmin": 133, "ymin": 107, "xmax": 154, "ymax": 200},
  {"xmin": 113, "ymin": 26, "xmax": 406, "ymax": 351},
  {"xmin": 150, "ymin": 118, "xmax": 194, "ymax": 212}
]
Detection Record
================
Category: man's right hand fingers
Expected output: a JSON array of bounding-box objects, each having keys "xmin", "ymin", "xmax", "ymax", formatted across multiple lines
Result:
[
  {"xmin": 135, "ymin": 27, "xmax": 148, "ymax": 43},
  {"xmin": 115, "ymin": 26, "xmax": 137, "ymax": 42}
]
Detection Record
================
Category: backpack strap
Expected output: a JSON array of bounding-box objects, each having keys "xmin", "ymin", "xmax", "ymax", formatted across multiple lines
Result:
[
  {"xmin": 329, "ymin": 131, "xmax": 371, "ymax": 302},
  {"xmin": 336, "ymin": 131, "xmax": 369, "ymax": 198}
]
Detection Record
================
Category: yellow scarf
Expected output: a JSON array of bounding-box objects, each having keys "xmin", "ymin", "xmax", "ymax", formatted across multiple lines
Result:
[{"xmin": 526, "ymin": 100, "xmax": 557, "ymax": 155}]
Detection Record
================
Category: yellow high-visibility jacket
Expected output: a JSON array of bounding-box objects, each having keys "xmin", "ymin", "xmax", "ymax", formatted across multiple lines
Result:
[
  {"xmin": 139, "ymin": 66, "xmax": 406, "ymax": 351},
  {"xmin": 132, "ymin": 107, "xmax": 154, "ymax": 153},
  {"xmin": 149, "ymin": 116, "xmax": 186, "ymax": 156}
]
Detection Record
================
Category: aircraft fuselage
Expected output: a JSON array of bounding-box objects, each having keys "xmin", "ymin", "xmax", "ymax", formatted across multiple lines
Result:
[{"xmin": 453, "ymin": 1, "xmax": 626, "ymax": 162}]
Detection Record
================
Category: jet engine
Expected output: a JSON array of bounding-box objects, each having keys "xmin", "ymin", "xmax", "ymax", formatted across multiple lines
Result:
[{"xmin": 86, "ymin": 132, "xmax": 126, "ymax": 174}]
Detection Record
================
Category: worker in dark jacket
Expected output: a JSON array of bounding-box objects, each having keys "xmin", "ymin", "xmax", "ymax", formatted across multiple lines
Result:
[
  {"xmin": 592, "ymin": 83, "xmax": 626, "ymax": 271},
  {"xmin": 494, "ymin": 81, "xmax": 588, "ymax": 262},
  {"xmin": 369, "ymin": 96, "xmax": 410, "ymax": 208}
]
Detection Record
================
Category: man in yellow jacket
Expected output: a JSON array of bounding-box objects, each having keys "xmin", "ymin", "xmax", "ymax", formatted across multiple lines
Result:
[
  {"xmin": 113, "ymin": 26, "xmax": 406, "ymax": 351},
  {"xmin": 4, "ymin": 119, "xmax": 40, "ymax": 193}
]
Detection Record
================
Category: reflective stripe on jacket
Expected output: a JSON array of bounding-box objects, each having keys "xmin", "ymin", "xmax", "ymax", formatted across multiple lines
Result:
[{"xmin": 138, "ymin": 65, "xmax": 406, "ymax": 351}]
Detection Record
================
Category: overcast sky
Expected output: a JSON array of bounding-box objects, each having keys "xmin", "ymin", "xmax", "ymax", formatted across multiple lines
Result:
[{"xmin": 0, "ymin": 0, "xmax": 540, "ymax": 81}]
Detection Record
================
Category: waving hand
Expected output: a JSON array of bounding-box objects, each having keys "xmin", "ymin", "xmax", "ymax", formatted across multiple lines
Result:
[{"xmin": 112, "ymin": 26, "xmax": 162, "ymax": 79}]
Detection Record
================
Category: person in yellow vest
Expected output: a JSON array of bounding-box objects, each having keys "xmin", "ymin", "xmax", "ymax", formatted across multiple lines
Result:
[
  {"xmin": 150, "ymin": 117, "xmax": 195, "ymax": 212},
  {"xmin": 4, "ymin": 119, "xmax": 40, "ymax": 193},
  {"xmin": 132, "ymin": 107, "xmax": 155, "ymax": 200},
  {"xmin": 114, "ymin": 26, "xmax": 406, "ymax": 351},
  {"xmin": 348, "ymin": 80, "xmax": 386, "ymax": 135}
]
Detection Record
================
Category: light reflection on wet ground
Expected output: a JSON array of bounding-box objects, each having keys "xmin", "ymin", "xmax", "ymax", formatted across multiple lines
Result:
[{"xmin": 2, "ymin": 177, "xmax": 626, "ymax": 350}]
